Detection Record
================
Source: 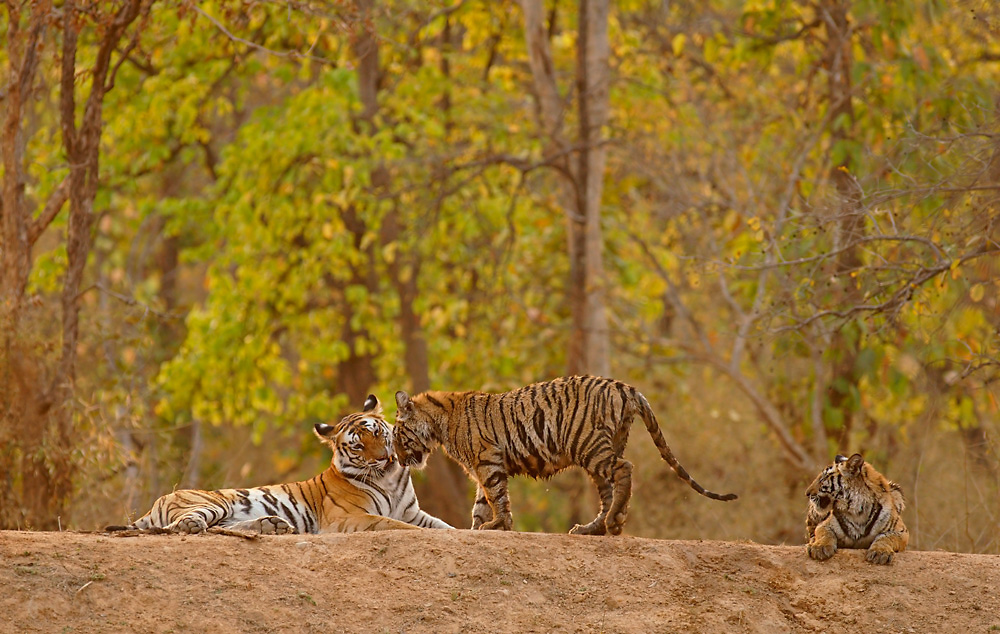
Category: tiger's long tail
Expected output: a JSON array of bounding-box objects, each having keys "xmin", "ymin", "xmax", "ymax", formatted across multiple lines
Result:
[
  {"xmin": 105, "ymin": 510, "xmax": 156, "ymax": 532},
  {"xmin": 634, "ymin": 391, "xmax": 738, "ymax": 502}
]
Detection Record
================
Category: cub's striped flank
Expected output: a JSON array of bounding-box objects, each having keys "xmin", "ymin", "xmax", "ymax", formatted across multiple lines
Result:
[{"xmin": 394, "ymin": 375, "xmax": 736, "ymax": 535}]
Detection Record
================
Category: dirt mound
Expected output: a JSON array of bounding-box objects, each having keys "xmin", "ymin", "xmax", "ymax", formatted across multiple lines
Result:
[{"xmin": 1, "ymin": 529, "xmax": 997, "ymax": 633}]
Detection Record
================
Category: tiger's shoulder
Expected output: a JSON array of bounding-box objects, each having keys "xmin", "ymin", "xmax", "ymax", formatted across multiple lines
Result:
[{"xmin": 861, "ymin": 461, "xmax": 906, "ymax": 514}]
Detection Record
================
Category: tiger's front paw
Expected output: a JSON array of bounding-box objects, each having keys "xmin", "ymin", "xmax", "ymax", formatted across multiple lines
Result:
[
  {"xmin": 174, "ymin": 517, "xmax": 208, "ymax": 534},
  {"xmin": 478, "ymin": 517, "xmax": 512, "ymax": 531},
  {"xmin": 865, "ymin": 546, "xmax": 895, "ymax": 565},
  {"xmin": 807, "ymin": 540, "xmax": 836, "ymax": 561},
  {"xmin": 603, "ymin": 508, "xmax": 629, "ymax": 536}
]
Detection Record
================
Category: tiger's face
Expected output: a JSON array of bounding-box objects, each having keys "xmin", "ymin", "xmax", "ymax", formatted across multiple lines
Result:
[
  {"xmin": 315, "ymin": 394, "xmax": 395, "ymax": 479},
  {"xmin": 805, "ymin": 453, "xmax": 863, "ymax": 513},
  {"xmin": 393, "ymin": 390, "xmax": 435, "ymax": 469}
]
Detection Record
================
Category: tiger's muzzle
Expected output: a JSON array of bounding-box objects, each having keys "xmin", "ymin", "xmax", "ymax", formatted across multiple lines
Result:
[
  {"xmin": 808, "ymin": 493, "xmax": 833, "ymax": 510},
  {"xmin": 401, "ymin": 449, "xmax": 426, "ymax": 469}
]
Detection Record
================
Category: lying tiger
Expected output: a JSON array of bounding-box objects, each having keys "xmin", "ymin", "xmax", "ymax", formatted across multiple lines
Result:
[
  {"xmin": 107, "ymin": 395, "xmax": 452, "ymax": 534},
  {"xmin": 805, "ymin": 453, "xmax": 908, "ymax": 565}
]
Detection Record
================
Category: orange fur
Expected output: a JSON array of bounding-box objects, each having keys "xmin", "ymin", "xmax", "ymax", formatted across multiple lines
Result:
[
  {"xmin": 805, "ymin": 453, "xmax": 908, "ymax": 564},
  {"xmin": 108, "ymin": 396, "xmax": 451, "ymax": 534},
  {"xmin": 394, "ymin": 375, "xmax": 736, "ymax": 535}
]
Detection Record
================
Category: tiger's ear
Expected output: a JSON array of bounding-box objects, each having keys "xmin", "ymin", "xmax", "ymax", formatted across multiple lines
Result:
[
  {"xmin": 314, "ymin": 423, "xmax": 336, "ymax": 444},
  {"xmin": 395, "ymin": 390, "xmax": 413, "ymax": 414},
  {"xmin": 363, "ymin": 394, "xmax": 382, "ymax": 414},
  {"xmin": 834, "ymin": 454, "xmax": 848, "ymax": 464},
  {"xmin": 845, "ymin": 453, "xmax": 865, "ymax": 474}
]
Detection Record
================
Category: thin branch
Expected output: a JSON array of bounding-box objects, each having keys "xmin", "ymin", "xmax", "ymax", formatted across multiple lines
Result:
[
  {"xmin": 192, "ymin": 5, "xmax": 335, "ymax": 66},
  {"xmin": 774, "ymin": 246, "xmax": 1000, "ymax": 332},
  {"xmin": 105, "ymin": 11, "xmax": 147, "ymax": 93},
  {"xmin": 715, "ymin": 233, "xmax": 948, "ymax": 272},
  {"xmin": 75, "ymin": 283, "xmax": 181, "ymax": 321},
  {"xmin": 28, "ymin": 176, "xmax": 70, "ymax": 244}
]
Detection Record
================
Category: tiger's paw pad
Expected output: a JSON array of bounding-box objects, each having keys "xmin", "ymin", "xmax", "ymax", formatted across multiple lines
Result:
[
  {"xmin": 175, "ymin": 518, "xmax": 208, "ymax": 534},
  {"xmin": 256, "ymin": 517, "xmax": 294, "ymax": 535},
  {"xmin": 807, "ymin": 542, "xmax": 836, "ymax": 561},
  {"xmin": 865, "ymin": 548, "xmax": 894, "ymax": 565}
]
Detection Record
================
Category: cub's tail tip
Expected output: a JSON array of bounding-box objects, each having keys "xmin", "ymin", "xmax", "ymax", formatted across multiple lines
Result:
[
  {"xmin": 104, "ymin": 525, "xmax": 132, "ymax": 532},
  {"xmin": 716, "ymin": 493, "xmax": 738, "ymax": 501}
]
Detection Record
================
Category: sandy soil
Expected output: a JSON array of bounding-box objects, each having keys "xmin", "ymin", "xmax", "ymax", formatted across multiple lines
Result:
[{"xmin": 1, "ymin": 528, "xmax": 998, "ymax": 633}]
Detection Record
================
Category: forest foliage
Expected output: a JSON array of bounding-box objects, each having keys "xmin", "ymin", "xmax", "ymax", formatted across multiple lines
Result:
[{"xmin": 1, "ymin": 0, "xmax": 998, "ymax": 550}]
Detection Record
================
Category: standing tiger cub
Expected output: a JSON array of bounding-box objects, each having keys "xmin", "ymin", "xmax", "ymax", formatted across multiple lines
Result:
[
  {"xmin": 805, "ymin": 453, "xmax": 908, "ymax": 565},
  {"xmin": 393, "ymin": 375, "xmax": 737, "ymax": 535},
  {"xmin": 107, "ymin": 395, "xmax": 451, "ymax": 534}
]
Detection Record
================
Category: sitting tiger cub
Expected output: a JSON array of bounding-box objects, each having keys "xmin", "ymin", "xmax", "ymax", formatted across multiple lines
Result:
[
  {"xmin": 805, "ymin": 453, "xmax": 908, "ymax": 565},
  {"xmin": 107, "ymin": 395, "xmax": 451, "ymax": 534}
]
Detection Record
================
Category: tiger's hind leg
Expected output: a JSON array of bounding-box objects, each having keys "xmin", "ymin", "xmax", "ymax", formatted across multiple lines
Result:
[
  {"xmin": 224, "ymin": 516, "xmax": 296, "ymax": 535},
  {"xmin": 569, "ymin": 470, "xmax": 613, "ymax": 536},
  {"xmin": 322, "ymin": 514, "xmax": 422, "ymax": 532},
  {"xmin": 471, "ymin": 485, "xmax": 492, "ymax": 530},
  {"xmin": 603, "ymin": 459, "xmax": 634, "ymax": 536}
]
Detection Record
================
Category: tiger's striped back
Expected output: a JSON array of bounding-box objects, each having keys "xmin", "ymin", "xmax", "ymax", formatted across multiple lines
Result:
[
  {"xmin": 394, "ymin": 375, "xmax": 736, "ymax": 535},
  {"xmin": 109, "ymin": 395, "xmax": 452, "ymax": 534}
]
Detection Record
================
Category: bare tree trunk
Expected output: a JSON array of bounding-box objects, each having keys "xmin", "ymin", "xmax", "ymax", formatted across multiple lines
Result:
[
  {"xmin": 0, "ymin": 0, "xmax": 50, "ymax": 529},
  {"xmin": 335, "ymin": 203, "xmax": 379, "ymax": 410},
  {"xmin": 520, "ymin": 0, "xmax": 611, "ymax": 526},
  {"xmin": 576, "ymin": 0, "xmax": 611, "ymax": 377},
  {"xmin": 520, "ymin": 0, "xmax": 610, "ymax": 377},
  {"xmin": 0, "ymin": 0, "xmax": 150, "ymax": 529},
  {"xmin": 820, "ymin": 0, "xmax": 863, "ymax": 452},
  {"xmin": 352, "ymin": 0, "xmax": 469, "ymax": 527},
  {"xmin": 180, "ymin": 420, "xmax": 204, "ymax": 490}
]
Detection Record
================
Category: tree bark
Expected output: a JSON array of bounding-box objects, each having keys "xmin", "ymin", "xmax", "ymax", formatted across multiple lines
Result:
[
  {"xmin": 820, "ymin": 0, "xmax": 863, "ymax": 452},
  {"xmin": 1, "ymin": 0, "xmax": 50, "ymax": 529},
  {"xmin": 575, "ymin": 0, "xmax": 611, "ymax": 377},
  {"xmin": 0, "ymin": 0, "xmax": 150, "ymax": 529},
  {"xmin": 520, "ymin": 0, "xmax": 610, "ymax": 377},
  {"xmin": 519, "ymin": 0, "xmax": 612, "ymax": 527},
  {"xmin": 351, "ymin": 0, "xmax": 470, "ymax": 527}
]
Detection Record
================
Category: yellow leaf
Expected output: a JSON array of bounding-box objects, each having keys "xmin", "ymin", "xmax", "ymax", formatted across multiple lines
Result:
[
  {"xmin": 935, "ymin": 272, "xmax": 947, "ymax": 290},
  {"xmin": 970, "ymin": 283, "xmax": 985, "ymax": 303},
  {"xmin": 382, "ymin": 241, "xmax": 398, "ymax": 264},
  {"xmin": 322, "ymin": 223, "xmax": 335, "ymax": 240},
  {"xmin": 672, "ymin": 33, "xmax": 686, "ymax": 57}
]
